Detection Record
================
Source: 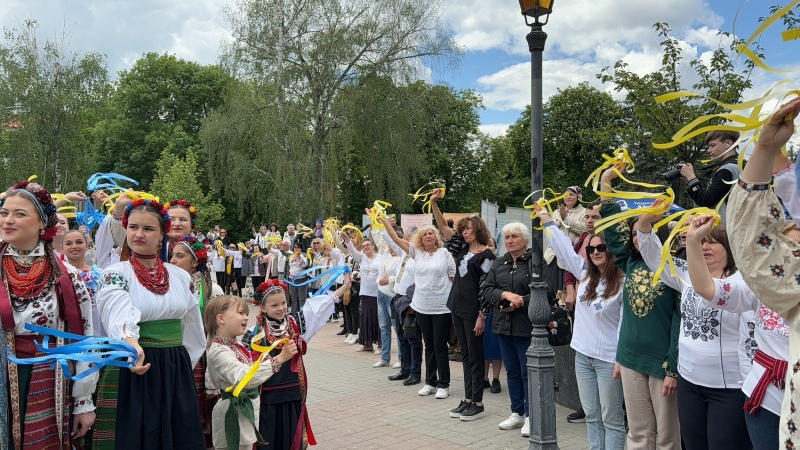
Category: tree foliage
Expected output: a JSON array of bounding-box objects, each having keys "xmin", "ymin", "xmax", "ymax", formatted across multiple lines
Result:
[
  {"xmin": 0, "ymin": 20, "xmax": 109, "ymax": 192},
  {"xmin": 208, "ymin": 0, "xmax": 462, "ymax": 219},
  {"xmin": 150, "ymin": 148, "xmax": 225, "ymax": 230},
  {"xmin": 92, "ymin": 52, "xmax": 231, "ymax": 187}
]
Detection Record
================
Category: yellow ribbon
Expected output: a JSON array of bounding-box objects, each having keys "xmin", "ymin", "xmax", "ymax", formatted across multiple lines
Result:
[
  {"xmin": 225, "ymin": 329, "xmax": 290, "ymax": 397},
  {"xmin": 306, "ymin": 248, "xmax": 314, "ymax": 263},
  {"xmin": 51, "ymin": 193, "xmax": 69, "ymax": 205},
  {"xmin": 296, "ymin": 224, "xmax": 313, "ymax": 237},
  {"xmin": 323, "ymin": 218, "xmax": 340, "ymax": 247},
  {"xmin": 57, "ymin": 205, "xmax": 77, "ymax": 219},
  {"xmin": 584, "ymin": 148, "xmax": 635, "ymax": 192},
  {"xmin": 265, "ymin": 236, "xmax": 282, "ymax": 247},
  {"xmin": 341, "ymin": 225, "xmax": 364, "ymax": 242},
  {"xmin": 215, "ymin": 240, "xmax": 227, "ymax": 258},
  {"xmin": 237, "ymin": 243, "xmax": 248, "ymax": 252},
  {"xmin": 522, "ymin": 188, "xmax": 570, "ymax": 230},
  {"xmin": 27, "ymin": 175, "xmax": 38, "ymax": 182},
  {"xmin": 250, "ymin": 252, "xmax": 263, "ymax": 260},
  {"xmin": 369, "ymin": 200, "xmax": 392, "ymax": 230},
  {"xmin": 409, "ymin": 182, "xmax": 446, "ymax": 214},
  {"xmin": 593, "ymin": 169, "xmax": 675, "ymax": 235},
  {"xmin": 649, "ymin": 207, "xmax": 721, "ymax": 286}
]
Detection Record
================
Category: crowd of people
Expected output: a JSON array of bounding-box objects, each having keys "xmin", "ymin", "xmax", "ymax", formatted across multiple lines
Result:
[{"xmin": 1, "ymin": 98, "xmax": 799, "ymax": 450}]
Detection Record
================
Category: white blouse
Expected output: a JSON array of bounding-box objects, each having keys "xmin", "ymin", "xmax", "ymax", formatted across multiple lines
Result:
[
  {"xmin": 95, "ymin": 214, "xmax": 122, "ymax": 270},
  {"xmin": 377, "ymin": 254, "xmax": 401, "ymax": 297},
  {"xmin": 346, "ymin": 241, "xmax": 381, "ymax": 297},
  {"xmin": 407, "ymin": 245, "xmax": 455, "ymax": 315},
  {"xmin": 97, "ymin": 261, "xmax": 206, "ymax": 368},
  {"xmin": 545, "ymin": 223, "xmax": 624, "ymax": 364},
  {"xmin": 4, "ymin": 244, "xmax": 97, "ymax": 413},
  {"xmin": 639, "ymin": 230, "xmax": 745, "ymax": 389}
]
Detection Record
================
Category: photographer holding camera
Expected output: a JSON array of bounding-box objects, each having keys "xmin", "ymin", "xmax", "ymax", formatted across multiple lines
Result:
[{"xmin": 670, "ymin": 131, "xmax": 740, "ymax": 222}]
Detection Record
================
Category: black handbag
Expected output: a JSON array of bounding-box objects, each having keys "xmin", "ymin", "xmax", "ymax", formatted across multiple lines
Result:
[
  {"xmin": 527, "ymin": 252, "xmax": 572, "ymax": 347},
  {"xmin": 402, "ymin": 314, "xmax": 419, "ymax": 339}
]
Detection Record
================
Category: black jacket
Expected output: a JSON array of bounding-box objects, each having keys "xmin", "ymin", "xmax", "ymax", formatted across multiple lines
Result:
[
  {"xmin": 482, "ymin": 250, "xmax": 533, "ymax": 337},
  {"xmin": 686, "ymin": 154, "xmax": 739, "ymax": 209}
]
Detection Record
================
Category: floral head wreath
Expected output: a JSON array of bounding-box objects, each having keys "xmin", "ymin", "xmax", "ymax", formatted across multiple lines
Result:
[
  {"xmin": 122, "ymin": 198, "xmax": 172, "ymax": 233},
  {"xmin": 179, "ymin": 235, "xmax": 208, "ymax": 273},
  {"xmin": 163, "ymin": 199, "xmax": 198, "ymax": 231},
  {"xmin": 1, "ymin": 180, "xmax": 58, "ymax": 241},
  {"xmin": 257, "ymin": 279, "xmax": 288, "ymax": 303}
]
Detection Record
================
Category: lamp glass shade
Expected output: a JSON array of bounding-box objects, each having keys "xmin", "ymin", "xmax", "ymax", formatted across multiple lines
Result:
[{"xmin": 519, "ymin": 0, "xmax": 553, "ymax": 17}]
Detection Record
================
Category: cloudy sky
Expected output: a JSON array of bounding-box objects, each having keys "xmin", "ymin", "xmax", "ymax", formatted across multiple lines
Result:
[{"xmin": 0, "ymin": 0, "xmax": 794, "ymax": 137}]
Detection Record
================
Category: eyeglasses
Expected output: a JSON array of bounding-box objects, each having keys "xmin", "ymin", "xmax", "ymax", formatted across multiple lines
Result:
[{"xmin": 586, "ymin": 244, "xmax": 607, "ymax": 254}]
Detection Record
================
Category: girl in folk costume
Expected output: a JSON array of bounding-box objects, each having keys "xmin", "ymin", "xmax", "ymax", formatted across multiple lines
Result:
[
  {"xmin": 0, "ymin": 180, "xmax": 97, "ymax": 449},
  {"xmin": 63, "ymin": 229, "xmax": 105, "ymax": 336},
  {"xmin": 164, "ymin": 199, "xmax": 198, "ymax": 259},
  {"xmin": 243, "ymin": 277, "xmax": 350, "ymax": 450},
  {"xmin": 204, "ymin": 295, "xmax": 298, "ymax": 450},
  {"xmin": 94, "ymin": 198, "xmax": 206, "ymax": 450},
  {"xmin": 171, "ymin": 234, "xmax": 224, "ymax": 446}
]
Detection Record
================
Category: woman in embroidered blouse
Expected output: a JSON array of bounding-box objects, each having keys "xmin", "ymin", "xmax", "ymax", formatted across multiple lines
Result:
[
  {"xmin": 724, "ymin": 98, "xmax": 800, "ymax": 450},
  {"xmin": 164, "ymin": 199, "xmax": 197, "ymax": 260},
  {"xmin": 382, "ymin": 221, "xmax": 456, "ymax": 400},
  {"xmin": 598, "ymin": 168, "xmax": 681, "ymax": 450},
  {"xmin": 341, "ymin": 231, "xmax": 382, "ymax": 354},
  {"xmin": 0, "ymin": 181, "xmax": 97, "ymax": 449},
  {"xmin": 428, "ymin": 189, "xmax": 496, "ymax": 420},
  {"xmin": 543, "ymin": 186, "xmax": 587, "ymax": 294},
  {"xmin": 637, "ymin": 207, "xmax": 752, "ymax": 450},
  {"xmin": 287, "ymin": 242, "xmax": 309, "ymax": 310},
  {"xmin": 63, "ymin": 229, "xmax": 105, "ymax": 336},
  {"xmin": 95, "ymin": 198, "xmax": 206, "ymax": 450},
  {"xmin": 537, "ymin": 207, "xmax": 626, "ymax": 450}
]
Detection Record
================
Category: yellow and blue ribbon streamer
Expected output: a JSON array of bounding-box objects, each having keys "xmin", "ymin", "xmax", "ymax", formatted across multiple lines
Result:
[
  {"xmin": 87, "ymin": 173, "xmax": 139, "ymax": 193},
  {"xmin": 6, "ymin": 323, "xmax": 138, "ymax": 381},
  {"xmin": 76, "ymin": 198, "xmax": 106, "ymax": 231},
  {"xmin": 225, "ymin": 329, "xmax": 289, "ymax": 397}
]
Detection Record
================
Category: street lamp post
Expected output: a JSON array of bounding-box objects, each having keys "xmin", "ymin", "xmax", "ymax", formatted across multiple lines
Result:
[{"xmin": 517, "ymin": 1, "xmax": 559, "ymax": 449}]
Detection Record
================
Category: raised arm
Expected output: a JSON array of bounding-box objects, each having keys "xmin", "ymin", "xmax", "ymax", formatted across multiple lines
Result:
[
  {"xmin": 430, "ymin": 188, "xmax": 454, "ymax": 240},
  {"xmin": 379, "ymin": 218, "xmax": 410, "ymax": 255},
  {"xmin": 685, "ymin": 214, "xmax": 759, "ymax": 312},
  {"xmin": 742, "ymin": 97, "xmax": 800, "ymax": 183},
  {"xmin": 536, "ymin": 209, "xmax": 587, "ymax": 277}
]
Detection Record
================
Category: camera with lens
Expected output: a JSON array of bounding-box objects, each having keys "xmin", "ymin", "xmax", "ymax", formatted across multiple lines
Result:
[{"xmin": 663, "ymin": 161, "xmax": 687, "ymax": 182}]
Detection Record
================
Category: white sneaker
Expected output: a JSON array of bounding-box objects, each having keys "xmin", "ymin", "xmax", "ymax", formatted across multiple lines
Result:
[
  {"xmin": 346, "ymin": 334, "xmax": 357, "ymax": 344},
  {"xmin": 343, "ymin": 334, "xmax": 351, "ymax": 343},
  {"xmin": 418, "ymin": 385, "xmax": 436, "ymax": 396},
  {"xmin": 372, "ymin": 360, "xmax": 390, "ymax": 368},
  {"xmin": 392, "ymin": 362, "xmax": 402, "ymax": 369},
  {"xmin": 435, "ymin": 388, "xmax": 449, "ymax": 399},
  {"xmin": 498, "ymin": 413, "xmax": 526, "ymax": 430},
  {"xmin": 521, "ymin": 417, "xmax": 530, "ymax": 437}
]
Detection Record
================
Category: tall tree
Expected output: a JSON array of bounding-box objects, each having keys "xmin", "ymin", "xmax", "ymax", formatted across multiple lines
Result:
[
  {"xmin": 0, "ymin": 20, "xmax": 109, "ymax": 191},
  {"xmin": 210, "ymin": 0, "xmax": 461, "ymax": 219},
  {"xmin": 149, "ymin": 148, "xmax": 225, "ymax": 230},
  {"xmin": 92, "ymin": 52, "xmax": 231, "ymax": 187}
]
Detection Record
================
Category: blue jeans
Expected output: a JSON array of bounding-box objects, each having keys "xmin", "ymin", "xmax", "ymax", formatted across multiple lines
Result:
[
  {"xmin": 376, "ymin": 291, "xmax": 394, "ymax": 363},
  {"xmin": 575, "ymin": 352, "xmax": 625, "ymax": 450},
  {"xmin": 743, "ymin": 396, "xmax": 778, "ymax": 450},
  {"xmin": 497, "ymin": 334, "xmax": 531, "ymax": 416}
]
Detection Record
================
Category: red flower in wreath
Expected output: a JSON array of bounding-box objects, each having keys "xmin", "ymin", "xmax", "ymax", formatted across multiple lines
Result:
[
  {"xmin": 257, "ymin": 279, "xmax": 288, "ymax": 300},
  {"xmin": 2, "ymin": 180, "xmax": 59, "ymax": 241}
]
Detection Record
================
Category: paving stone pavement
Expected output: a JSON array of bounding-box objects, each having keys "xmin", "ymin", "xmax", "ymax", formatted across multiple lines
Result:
[{"xmin": 257, "ymin": 304, "xmax": 592, "ymax": 450}]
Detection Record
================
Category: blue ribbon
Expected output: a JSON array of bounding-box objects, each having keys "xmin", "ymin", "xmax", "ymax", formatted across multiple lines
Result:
[
  {"xmin": 86, "ymin": 173, "xmax": 139, "ymax": 192},
  {"xmin": 75, "ymin": 198, "xmax": 106, "ymax": 231},
  {"xmin": 6, "ymin": 324, "xmax": 138, "ymax": 381},
  {"xmin": 82, "ymin": 265, "xmax": 103, "ymax": 291},
  {"xmin": 286, "ymin": 264, "xmax": 351, "ymax": 297}
]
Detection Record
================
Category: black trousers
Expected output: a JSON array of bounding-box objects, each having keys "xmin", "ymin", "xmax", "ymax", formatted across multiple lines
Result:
[
  {"xmin": 417, "ymin": 312, "xmax": 451, "ymax": 389},
  {"xmin": 677, "ymin": 376, "xmax": 751, "ymax": 450},
  {"xmin": 251, "ymin": 275, "xmax": 264, "ymax": 292},
  {"xmin": 215, "ymin": 271, "xmax": 225, "ymax": 287},
  {"xmin": 394, "ymin": 307, "xmax": 422, "ymax": 376},
  {"xmin": 452, "ymin": 313, "xmax": 484, "ymax": 403},
  {"xmin": 225, "ymin": 268, "xmax": 241, "ymax": 294},
  {"xmin": 343, "ymin": 283, "xmax": 361, "ymax": 334}
]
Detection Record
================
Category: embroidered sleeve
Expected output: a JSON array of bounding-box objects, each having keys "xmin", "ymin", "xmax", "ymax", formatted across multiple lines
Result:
[
  {"xmin": 702, "ymin": 278, "xmax": 759, "ymax": 313},
  {"xmin": 727, "ymin": 182, "xmax": 800, "ymax": 319},
  {"xmin": 69, "ymin": 269, "xmax": 99, "ymax": 405},
  {"xmin": 96, "ymin": 267, "xmax": 141, "ymax": 341},
  {"xmin": 637, "ymin": 230, "xmax": 686, "ymax": 292}
]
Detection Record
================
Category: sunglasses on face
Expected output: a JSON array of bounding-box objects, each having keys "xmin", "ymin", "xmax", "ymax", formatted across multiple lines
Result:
[{"xmin": 586, "ymin": 244, "xmax": 607, "ymax": 255}]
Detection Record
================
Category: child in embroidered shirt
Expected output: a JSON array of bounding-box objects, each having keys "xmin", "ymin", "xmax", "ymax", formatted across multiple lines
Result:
[
  {"xmin": 205, "ymin": 295, "xmax": 298, "ymax": 450},
  {"xmin": 244, "ymin": 277, "xmax": 350, "ymax": 450}
]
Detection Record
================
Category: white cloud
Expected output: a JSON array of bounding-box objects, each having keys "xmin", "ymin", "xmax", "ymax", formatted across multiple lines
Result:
[
  {"xmin": 480, "ymin": 124, "xmax": 510, "ymax": 137},
  {"xmin": 1, "ymin": 0, "xmax": 229, "ymax": 76}
]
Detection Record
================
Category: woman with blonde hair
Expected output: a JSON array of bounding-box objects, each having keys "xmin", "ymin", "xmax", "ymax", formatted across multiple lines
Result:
[{"xmin": 382, "ymin": 220, "xmax": 456, "ymax": 399}]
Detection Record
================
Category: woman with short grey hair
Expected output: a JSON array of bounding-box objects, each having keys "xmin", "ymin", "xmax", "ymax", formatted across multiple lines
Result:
[{"xmin": 481, "ymin": 222, "xmax": 535, "ymax": 438}]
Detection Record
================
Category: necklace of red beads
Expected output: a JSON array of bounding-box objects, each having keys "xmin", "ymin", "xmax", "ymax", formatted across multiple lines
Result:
[{"xmin": 130, "ymin": 254, "xmax": 170, "ymax": 295}]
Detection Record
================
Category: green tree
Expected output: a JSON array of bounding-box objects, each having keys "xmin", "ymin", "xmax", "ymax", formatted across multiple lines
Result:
[
  {"xmin": 211, "ymin": 0, "xmax": 461, "ymax": 219},
  {"xmin": 92, "ymin": 53, "xmax": 231, "ymax": 187},
  {"xmin": 150, "ymin": 148, "xmax": 225, "ymax": 230},
  {"xmin": 0, "ymin": 20, "xmax": 109, "ymax": 192},
  {"xmin": 597, "ymin": 23, "xmax": 753, "ymax": 169}
]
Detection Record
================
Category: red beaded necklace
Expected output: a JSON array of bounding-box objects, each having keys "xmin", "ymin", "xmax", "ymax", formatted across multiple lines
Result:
[
  {"xmin": 3, "ymin": 255, "xmax": 54, "ymax": 308},
  {"xmin": 130, "ymin": 255, "xmax": 170, "ymax": 295}
]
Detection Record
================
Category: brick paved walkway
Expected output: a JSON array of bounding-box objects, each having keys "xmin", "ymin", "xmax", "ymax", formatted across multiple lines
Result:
[{"xmin": 261, "ymin": 303, "xmax": 592, "ymax": 450}]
